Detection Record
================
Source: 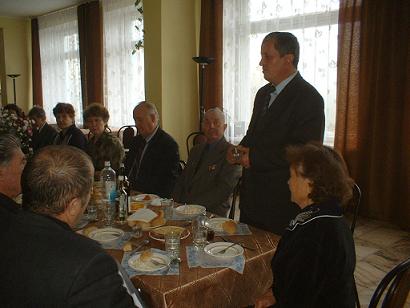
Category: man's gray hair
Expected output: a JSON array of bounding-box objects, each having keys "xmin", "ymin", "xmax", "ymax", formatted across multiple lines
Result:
[
  {"xmin": 204, "ymin": 107, "xmax": 226, "ymax": 124},
  {"xmin": 0, "ymin": 134, "xmax": 21, "ymax": 167},
  {"xmin": 135, "ymin": 101, "xmax": 159, "ymax": 120},
  {"xmin": 22, "ymin": 146, "xmax": 94, "ymax": 215}
]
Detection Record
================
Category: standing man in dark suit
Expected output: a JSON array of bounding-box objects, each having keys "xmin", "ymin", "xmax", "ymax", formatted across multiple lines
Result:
[
  {"xmin": 28, "ymin": 106, "xmax": 58, "ymax": 152},
  {"xmin": 227, "ymin": 32, "xmax": 325, "ymax": 235},
  {"xmin": 0, "ymin": 146, "xmax": 135, "ymax": 307},
  {"xmin": 173, "ymin": 108, "xmax": 241, "ymax": 217},
  {"xmin": 125, "ymin": 101, "xmax": 180, "ymax": 198}
]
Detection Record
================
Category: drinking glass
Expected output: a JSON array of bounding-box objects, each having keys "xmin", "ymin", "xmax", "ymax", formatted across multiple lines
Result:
[
  {"xmin": 192, "ymin": 215, "xmax": 208, "ymax": 248},
  {"xmin": 87, "ymin": 204, "xmax": 98, "ymax": 221},
  {"xmin": 161, "ymin": 199, "xmax": 174, "ymax": 220},
  {"xmin": 165, "ymin": 231, "xmax": 180, "ymax": 261},
  {"xmin": 103, "ymin": 202, "xmax": 116, "ymax": 226}
]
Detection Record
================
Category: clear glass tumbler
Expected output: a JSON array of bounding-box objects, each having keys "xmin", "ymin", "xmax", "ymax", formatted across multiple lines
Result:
[{"xmin": 165, "ymin": 231, "xmax": 180, "ymax": 261}]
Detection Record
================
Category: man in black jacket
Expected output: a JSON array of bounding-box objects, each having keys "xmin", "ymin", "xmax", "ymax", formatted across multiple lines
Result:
[
  {"xmin": 0, "ymin": 146, "xmax": 135, "ymax": 307},
  {"xmin": 28, "ymin": 106, "xmax": 58, "ymax": 152},
  {"xmin": 125, "ymin": 101, "xmax": 180, "ymax": 198},
  {"xmin": 227, "ymin": 32, "xmax": 325, "ymax": 235}
]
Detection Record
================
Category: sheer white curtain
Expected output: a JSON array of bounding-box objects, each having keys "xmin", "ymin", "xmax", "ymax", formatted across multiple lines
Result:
[
  {"xmin": 38, "ymin": 7, "xmax": 83, "ymax": 125},
  {"xmin": 102, "ymin": 0, "xmax": 145, "ymax": 128},
  {"xmin": 223, "ymin": 0, "xmax": 339, "ymax": 145}
]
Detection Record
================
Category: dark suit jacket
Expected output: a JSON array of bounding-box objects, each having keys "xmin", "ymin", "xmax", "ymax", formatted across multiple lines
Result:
[
  {"xmin": 173, "ymin": 137, "xmax": 242, "ymax": 217},
  {"xmin": 0, "ymin": 210, "xmax": 134, "ymax": 307},
  {"xmin": 31, "ymin": 122, "xmax": 58, "ymax": 152},
  {"xmin": 240, "ymin": 72, "xmax": 325, "ymax": 234},
  {"xmin": 125, "ymin": 127, "xmax": 180, "ymax": 198},
  {"xmin": 54, "ymin": 124, "xmax": 87, "ymax": 151}
]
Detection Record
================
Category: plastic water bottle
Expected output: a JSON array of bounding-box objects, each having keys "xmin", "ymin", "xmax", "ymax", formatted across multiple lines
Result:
[{"xmin": 100, "ymin": 161, "xmax": 116, "ymax": 201}]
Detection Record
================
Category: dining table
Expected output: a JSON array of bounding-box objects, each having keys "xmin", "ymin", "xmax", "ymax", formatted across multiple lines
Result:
[{"xmin": 87, "ymin": 194, "xmax": 280, "ymax": 308}]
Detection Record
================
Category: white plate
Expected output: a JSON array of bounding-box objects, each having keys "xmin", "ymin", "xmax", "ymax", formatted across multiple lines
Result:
[
  {"xmin": 175, "ymin": 204, "xmax": 206, "ymax": 216},
  {"xmin": 88, "ymin": 227, "xmax": 124, "ymax": 244},
  {"xmin": 206, "ymin": 218, "xmax": 233, "ymax": 232},
  {"xmin": 128, "ymin": 252, "xmax": 170, "ymax": 272},
  {"xmin": 204, "ymin": 242, "xmax": 244, "ymax": 258},
  {"xmin": 131, "ymin": 194, "xmax": 160, "ymax": 203}
]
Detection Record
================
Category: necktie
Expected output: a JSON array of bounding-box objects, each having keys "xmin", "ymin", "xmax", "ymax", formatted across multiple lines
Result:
[
  {"xmin": 128, "ymin": 138, "xmax": 146, "ymax": 180},
  {"xmin": 260, "ymin": 85, "xmax": 276, "ymax": 118}
]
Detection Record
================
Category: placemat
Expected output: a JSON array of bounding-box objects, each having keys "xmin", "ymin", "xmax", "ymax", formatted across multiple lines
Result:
[
  {"xmin": 121, "ymin": 248, "xmax": 179, "ymax": 277},
  {"xmin": 186, "ymin": 246, "xmax": 245, "ymax": 274}
]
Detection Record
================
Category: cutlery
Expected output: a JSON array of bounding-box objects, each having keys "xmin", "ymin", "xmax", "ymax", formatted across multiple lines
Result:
[
  {"xmin": 217, "ymin": 242, "xmax": 237, "ymax": 254},
  {"xmin": 129, "ymin": 239, "xmax": 149, "ymax": 256},
  {"xmin": 150, "ymin": 258, "xmax": 168, "ymax": 267},
  {"xmin": 220, "ymin": 236, "xmax": 256, "ymax": 251}
]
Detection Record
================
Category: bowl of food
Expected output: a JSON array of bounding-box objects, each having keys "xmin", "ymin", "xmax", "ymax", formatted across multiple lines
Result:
[{"xmin": 174, "ymin": 204, "xmax": 206, "ymax": 217}]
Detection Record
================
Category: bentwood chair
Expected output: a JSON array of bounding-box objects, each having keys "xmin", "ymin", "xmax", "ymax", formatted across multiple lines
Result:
[
  {"xmin": 229, "ymin": 177, "xmax": 241, "ymax": 220},
  {"xmin": 117, "ymin": 125, "xmax": 137, "ymax": 150},
  {"xmin": 369, "ymin": 257, "xmax": 410, "ymax": 308},
  {"xmin": 186, "ymin": 131, "xmax": 206, "ymax": 155}
]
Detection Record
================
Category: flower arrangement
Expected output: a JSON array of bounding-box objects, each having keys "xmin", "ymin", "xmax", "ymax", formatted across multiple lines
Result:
[{"xmin": 0, "ymin": 107, "xmax": 33, "ymax": 154}]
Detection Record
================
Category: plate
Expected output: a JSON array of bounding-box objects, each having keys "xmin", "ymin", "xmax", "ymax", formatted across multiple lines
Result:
[
  {"xmin": 132, "ymin": 194, "xmax": 160, "ymax": 203},
  {"xmin": 206, "ymin": 218, "xmax": 233, "ymax": 232},
  {"xmin": 175, "ymin": 204, "xmax": 206, "ymax": 216},
  {"xmin": 149, "ymin": 226, "xmax": 190, "ymax": 242},
  {"xmin": 88, "ymin": 227, "xmax": 125, "ymax": 244},
  {"xmin": 128, "ymin": 252, "xmax": 170, "ymax": 272},
  {"xmin": 204, "ymin": 242, "xmax": 244, "ymax": 258}
]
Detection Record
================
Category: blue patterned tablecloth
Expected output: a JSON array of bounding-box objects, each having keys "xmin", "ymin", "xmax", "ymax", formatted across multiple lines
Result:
[
  {"xmin": 121, "ymin": 248, "xmax": 179, "ymax": 277},
  {"xmin": 186, "ymin": 245, "xmax": 245, "ymax": 274},
  {"xmin": 214, "ymin": 223, "xmax": 252, "ymax": 236}
]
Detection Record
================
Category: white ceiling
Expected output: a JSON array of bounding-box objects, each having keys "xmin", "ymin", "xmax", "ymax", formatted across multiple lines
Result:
[{"xmin": 0, "ymin": 0, "xmax": 85, "ymax": 18}]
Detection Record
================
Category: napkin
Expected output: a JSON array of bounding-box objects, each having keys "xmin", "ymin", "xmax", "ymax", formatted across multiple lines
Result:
[
  {"xmin": 127, "ymin": 208, "xmax": 157, "ymax": 223},
  {"xmin": 186, "ymin": 246, "xmax": 245, "ymax": 274},
  {"xmin": 121, "ymin": 248, "xmax": 179, "ymax": 276}
]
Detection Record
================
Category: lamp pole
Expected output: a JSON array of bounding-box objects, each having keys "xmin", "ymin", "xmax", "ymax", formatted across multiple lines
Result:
[
  {"xmin": 192, "ymin": 56, "xmax": 214, "ymax": 131},
  {"xmin": 7, "ymin": 74, "xmax": 20, "ymax": 104}
]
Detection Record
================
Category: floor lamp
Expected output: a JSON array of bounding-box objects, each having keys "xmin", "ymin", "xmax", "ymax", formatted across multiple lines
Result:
[
  {"xmin": 192, "ymin": 56, "xmax": 214, "ymax": 131},
  {"xmin": 7, "ymin": 74, "xmax": 20, "ymax": 104}
]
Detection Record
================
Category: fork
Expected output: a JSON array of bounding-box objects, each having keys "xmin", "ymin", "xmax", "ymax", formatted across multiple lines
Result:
[{"xmin": 217, "ymin": 242, "xmax": 237, "ymax": 254}]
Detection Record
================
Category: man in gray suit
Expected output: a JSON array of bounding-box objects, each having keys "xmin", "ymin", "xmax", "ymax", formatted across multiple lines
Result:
[{"xmin": 173, "ymin": 108, "xmax": 241, "ymax": 217}]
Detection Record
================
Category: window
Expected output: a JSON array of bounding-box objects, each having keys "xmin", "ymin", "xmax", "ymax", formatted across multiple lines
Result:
[
  {"xmin": 102, "ymin": 0, "xmax": 145, "ymax": 128},
  {"xmin": 38, "ymin": 7, "xmax": 83, "ymax": 125},
  {"xmin": 223, "ymin": 0, "xmax": 339, "ymax": 145}
]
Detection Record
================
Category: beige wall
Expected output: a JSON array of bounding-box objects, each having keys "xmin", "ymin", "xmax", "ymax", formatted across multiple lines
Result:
[
  {"xmin": 0, "ymin": 16, "xmax": 32, "ymax": 112},
  {"xmin": 144, "ymin": 0, "xmax": 200, "ymax": 161}
]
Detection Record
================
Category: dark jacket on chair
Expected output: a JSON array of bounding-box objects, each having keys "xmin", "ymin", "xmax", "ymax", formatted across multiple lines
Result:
[{"xmin": 125, "ymin": 127, "xmax": 180, "ymax": 198}]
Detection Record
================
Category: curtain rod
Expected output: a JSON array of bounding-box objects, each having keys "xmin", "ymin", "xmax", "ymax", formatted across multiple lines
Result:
[{"xmin": 33, "ymin": 0, "xmax": 95, "ymax": 19}]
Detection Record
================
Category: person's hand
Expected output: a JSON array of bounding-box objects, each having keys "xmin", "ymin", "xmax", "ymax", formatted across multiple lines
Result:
[
  {"xmin": 254, "ymin": 290, "xmax": 276, "ymax": 308},
  {"xmin": 238, "ymin": 145, "xmax": 250, "ymax": 168},
  {"xmin": 226, "ymin": 144, "xmax": 241, "ymax": 165}
]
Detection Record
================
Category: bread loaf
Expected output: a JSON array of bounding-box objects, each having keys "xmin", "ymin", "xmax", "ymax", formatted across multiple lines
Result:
[
  {"xmin": 140, "ymin": 249, "xmax": 153, "ymax": 262},
  {"xmin": 222, "ymin": 220, "xmax": 237, "ymax": 234}
]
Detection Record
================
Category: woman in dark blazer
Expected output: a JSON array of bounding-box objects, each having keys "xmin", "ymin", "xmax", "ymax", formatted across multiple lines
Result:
[
  {"xmin": 255, "ymin": 143, "xmax": 356, "ymax": 308},
  {"xmin": 53, "ymin": 102, "xmax": 87, "ymax": 151}
]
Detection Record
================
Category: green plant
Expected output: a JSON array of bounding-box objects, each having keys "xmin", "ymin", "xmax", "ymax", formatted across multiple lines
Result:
[{"xmin": 132, "ymin": 0, "xmax": 144, "ymax": 54}]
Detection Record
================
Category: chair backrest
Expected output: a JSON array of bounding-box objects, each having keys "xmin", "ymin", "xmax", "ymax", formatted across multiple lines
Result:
[
  {"xmin": 369, "ymin": 258, "xmax": 410, "ymax": 308},
  {"xmin": 228, "ymin": 177, "xmax": 241, "ymax": 220},
  {"xmin": 186, "ymin": 131, "xmax": 206, "ymax": 155},
  {"xmin": 117, "ymin": 125, "xmax": 137, "ymax": 150}
]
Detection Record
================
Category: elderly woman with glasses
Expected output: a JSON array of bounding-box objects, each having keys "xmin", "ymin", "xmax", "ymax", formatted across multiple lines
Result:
[
  {"xmin": 83, "ymin": 103, "xmax": 124, "ymax": 176},
  {"xmin": 255, "ymin": 143, "xmax": 356, "ymax": 308}
]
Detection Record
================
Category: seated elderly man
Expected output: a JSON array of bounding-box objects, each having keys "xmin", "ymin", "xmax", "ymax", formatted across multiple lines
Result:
[
  {"xmin": 125, "ymin": 101, "xmax": 180, "ymax": 198},
  {"xmin": 28, "ymin": 105, "xmax": 58, "ymax": 152},
  {"xmin": 0, "ymin": 134, "xmax": 26, "ymax": 224},
  {"xmin": 0, "ymin": 146, "xmax": 134, "ymax": 307},
  {"xmin": 173, "ymin": 108, "xmax": 242, "ymax": 217}
]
